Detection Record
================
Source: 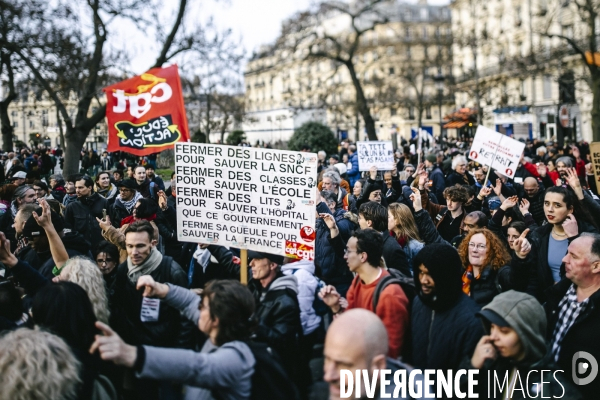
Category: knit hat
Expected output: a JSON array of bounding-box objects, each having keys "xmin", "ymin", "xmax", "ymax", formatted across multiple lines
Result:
[
  {"xmin": 425, "ymin": 154, "xmax": 436, "ymax": 163},
  {"xmin": 21, "ymin": 208, "xmax": 64, "ymax": 239},
  {"xmin": 412, "ymin": 243, "xmax": 463, "ymax": 311}
]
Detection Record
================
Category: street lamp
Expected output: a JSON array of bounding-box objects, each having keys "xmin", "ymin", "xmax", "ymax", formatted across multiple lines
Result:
[{"xmin": 433, "ymin": 72, "xmax": 445, "ymax": 140}]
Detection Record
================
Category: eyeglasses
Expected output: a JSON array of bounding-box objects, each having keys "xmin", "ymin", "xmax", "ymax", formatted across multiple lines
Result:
[
  {"xmin": 405, "ymin": 170, "xmax": 415, "ymax": 174},
  {"xmin": 97, "ymin": 259, "xmax": 115, "ymax": 265},
  {"xmin": 371, "ymin": 192, "xmax": 382, "ymax": 198},
  {"xmin": 119, "ymin": 187, "xmax": 132, "ymax": 192},
  {"xmin": 468, "ymin": 243, "xmax": 487, "ymax": 250},
  {"xmin": 344, "ymin": 248, "xmax": 362, "ymax": 255}
]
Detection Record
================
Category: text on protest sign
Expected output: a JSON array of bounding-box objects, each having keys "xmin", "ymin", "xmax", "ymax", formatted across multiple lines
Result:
[
  {"xmin": 591, "ymin": 142, "xmax": 600, "ymax": 194},
  {"xmin": 357, "ymin": 141, "xmax": 394, "ymax": 171},
  {"xmin": 103, "ymin": 65, "xmax": 190, "ymax": 156},
  {"xmin": 468, "ymin": 126, "xmax": 525, "ymax": 178},
  {"xmin": 175, "ymin": 143, "xmax": 318, "ymax": 260}
]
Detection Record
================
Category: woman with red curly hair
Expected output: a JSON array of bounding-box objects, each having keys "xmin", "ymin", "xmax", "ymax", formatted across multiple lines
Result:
[{"xmin": 458, "ymin": 228, "xmax": 531, "ymax": 307}]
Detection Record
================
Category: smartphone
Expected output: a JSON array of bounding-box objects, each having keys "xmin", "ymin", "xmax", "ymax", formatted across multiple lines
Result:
[{"xmin": 102, "ymin": 209, "xmax": 107, "ymax": 219}]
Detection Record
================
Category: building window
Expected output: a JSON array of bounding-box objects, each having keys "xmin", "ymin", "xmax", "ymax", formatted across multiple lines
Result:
[
  {"xmin": 408, "ymin": 106, "xmax": 415, "ymax": 119},
  {"xmin": 13, "ymin": 121, "xmax": 18, "ymax": 128},
  {"xmin": 391, "ymin": 107, "xmax": 397, "ymax": 116},
  {"xmin": 11, "ymin": 111, "xmax": 17, "ymax": 117},
  {"xmin": 543, "ymin": 75, "xmax": 552, "ymax": 99},
  {"xmin": 426, "ymin": 106, "xmax": 432, "ymax": 119},
  {"xmin": 387, "ymin": 46, "xmax": 395, "ymax": 55},
  {"xmin": 406, "ymin": 46, "xmax": 412, "ymax": 58},
  {"xmin": 405, "ymin": 27, "xmax": 411, "ymax": 39},
  {"xmin": 389, "ymin": 67, "xmax": 395, "ymax": 75},
  {"xmin": 422, "ymin": 27, "xmax": 428, "ymax": 39},
  {"xmin": 421, "ymin": 8, "xmax": 429, "ymax": 20},
  {"xmin": 29, "ymin": 120, "xmax": 35, "ymax": 129}
]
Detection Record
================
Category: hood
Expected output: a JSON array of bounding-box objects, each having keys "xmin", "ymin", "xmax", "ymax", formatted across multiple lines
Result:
[
  {"xmin": 479, "ymin": 290, "xmax": 546, "ymax": 363},
  {"xmin": 281, "ymin": 259, "xmax": 315, "ymax": 275},
  {"xmin": 412, "ymin": 243, "xmax": 463, "ymax": 311},
  {"xmin": 61, "ymin": 230, "xmax": 92, "ymax": 255},
  {"xmin": 268, "ymin": 274, "xmax": 299, "ymax": 295}
]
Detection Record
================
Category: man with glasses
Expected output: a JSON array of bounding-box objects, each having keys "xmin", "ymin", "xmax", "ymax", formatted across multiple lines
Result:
[
  {"xmin": 319, "ymin": 228, "xmax": 410, "ymax": 359},
  {"xmin": 109, "ymin": 180, "xmax": 142, "ymax": 229}
]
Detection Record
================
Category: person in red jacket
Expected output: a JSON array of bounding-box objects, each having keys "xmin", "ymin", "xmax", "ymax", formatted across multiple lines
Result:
[{"xmin": 319, "ymin": 228, "xmax": 409, "ymax": 359}]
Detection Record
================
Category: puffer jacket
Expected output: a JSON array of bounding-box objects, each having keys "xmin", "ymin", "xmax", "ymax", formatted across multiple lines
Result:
[
  {"xmin": 346, "ymin": 152, "xmax": 360, "ymax": 187},
  {"xmin": 314, "ymin": 202, "xmax": 355, "ymax": 292},
  {"xmin": 109, "ymin": 255, "xmax": 194, "ymax": 349},
  {"xmin": 281, "ymin": 259, "xmax": 322, "ymax": 335},
  {"xmin": 462, "ymin": 290, "xmax": 583, "ymax": 399}
]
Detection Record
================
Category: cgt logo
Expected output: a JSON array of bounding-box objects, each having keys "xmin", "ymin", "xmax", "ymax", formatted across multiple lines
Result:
[{"xmin": 572, "ymin": 351, "xmax": 599, "ymax": 385}]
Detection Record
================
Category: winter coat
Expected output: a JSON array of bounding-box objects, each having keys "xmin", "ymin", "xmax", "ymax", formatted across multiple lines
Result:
[
  {"xmin": 281, "ymin": 259, "xmax": 322, "ymax": 335},
  {"xmin": 413, "ymin": 208, "xmax": 451, "ymax": 246},
  {"xmin": 0, "ymin": 208, "xmax": 17, "ymax": 251},
  {"xmin": 462, "ymin": 290, "xmax": 583, "ymax": 400},
  {"xmin": 528, "ymin": 221, "xmax": 598, "ymax": 302},
  {"xmin": 401, "ymin": 238, "xmax": 424, "ymax": 271},
  {"xmin": 428, "ymin": 164, "xmax": 446, "ymax": 203},
  {"xmin": 381, "ymin": 232, "xmax": 411, "ymax": 276},
  {"xmin": 149, "ymin": 175, "xmax": 166, "ymax": 191},
  {"xmin": 346, "ymin": 152, "xmax": 360, "ymax": 187},
  {"xmin": 136, "ymin": 284, "xmax": 255, "ymax": 400},
  {"xmin": 445, "ymin": 170, "xmax": 475, "ymax": 187},
  {"xmin": 108, "ymin": 198, "xmax": 132, "ymax": 229},
  {"xmin": 314, "ymin": 202, "xmax": 354, "ymax": 289},
  {"xmin": 110, "ymin": 255, "xmax": 194, "ymax": 349},
  {"xmin": 63, "ymin": 193, "xmax": 108, "ymax": 246},
  {"xmin": 465, "ymin": 255, "xmax": 531, "ymax": 307},
  {"xmin": 248, "ymin": 272, "xmax": 302, "ymax": 380},
  {"xmin": 545, "ymin": 279, "xmax": 600, "ymax": 400}
]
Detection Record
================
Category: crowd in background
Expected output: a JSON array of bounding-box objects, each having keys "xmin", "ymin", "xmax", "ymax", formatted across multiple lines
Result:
[{"xmin": 0, "ymin": 134, "xmax": 599, "ymax": 400}]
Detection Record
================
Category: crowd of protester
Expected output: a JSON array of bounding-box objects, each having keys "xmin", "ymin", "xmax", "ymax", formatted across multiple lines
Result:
[{"xmin": 0, "ymin": 136, "xmax": 599, "ymax": 400}]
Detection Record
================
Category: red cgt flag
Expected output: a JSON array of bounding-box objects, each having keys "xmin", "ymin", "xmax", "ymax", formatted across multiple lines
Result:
[{"xmin": 103, "ymin": 64, "xmax": 190, "ymax": 156}]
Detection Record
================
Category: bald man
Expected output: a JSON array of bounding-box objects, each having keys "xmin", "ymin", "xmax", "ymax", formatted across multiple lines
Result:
[
  {"xmin": 521, "ymin": 177, "xmax": 545, "ymax": 225},
  {"xmin": 318, "ymin": 309, "xmax": 418, "ymax": 400}
]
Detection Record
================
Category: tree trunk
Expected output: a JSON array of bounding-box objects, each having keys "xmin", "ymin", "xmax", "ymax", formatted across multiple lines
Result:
[
  {"xmin": 63, "ymin": 128, "xmax": 87, "ymax": 176},
  {"xmin": 346, "ymin": 62, "xmax": 377, "ymax": 141},
  {"xmin": 592, "ymin": 74, "xmax": 600, "ymax": 142},
  {"xmin": 0, "ymin": 104, "xmax": 14, "ymax": 152}
]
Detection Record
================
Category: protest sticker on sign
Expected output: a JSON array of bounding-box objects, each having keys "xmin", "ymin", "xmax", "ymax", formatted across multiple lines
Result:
[
  {"xmin": 175, "ymin": 143, "xmax": 318, "ymax": 259},
  {"xmin": 103, "ymin": 64, "xmax": 190, "ymax": 156},
  {"xmin": 590, "ymin": 142, "xmax": 600, "ymax": 194},
  {"xmin": 357, "ymin": 141, "xmax": 395, "ymax": 171},
  {"xmin": 468, "ymin": 126, "xmax": 525, "ymax": 178}
]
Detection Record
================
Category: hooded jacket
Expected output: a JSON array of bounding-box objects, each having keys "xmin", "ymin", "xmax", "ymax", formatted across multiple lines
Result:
[
  {"xmin": 281, "ymin": 259, "xmax": 322, "ymax": 336},
  {"xmin": 463, "ymin": 290, "xmax": 583, "ymax": 399},
  {"xmin": 411, "ymin": 243, "xmax": 483, "ymax": 370}
]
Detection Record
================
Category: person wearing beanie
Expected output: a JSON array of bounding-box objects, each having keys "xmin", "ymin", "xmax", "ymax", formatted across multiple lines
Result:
[
  {"xmin": 410, "ymin": 243, "xmax": 483, "ymax": 371},
  {"xmin": 465, "ymin": 290, "xmax": 582, "ymax": 399},
  {"xmin": 424, "ymin": 153, "xmax": 445, "ymax": 204}
]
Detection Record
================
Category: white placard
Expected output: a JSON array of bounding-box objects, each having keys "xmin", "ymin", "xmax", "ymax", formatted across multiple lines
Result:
[
  {"xmin": 357, "ymin": 141, "xmax": 395, "ymax": 171},
  {"xmin": 468, "ymin": 126, "xmax": 526, "ymax": 178},
  {"xmin": 174, "ymin": 143, "xmax": 318, "ymax": 260}
]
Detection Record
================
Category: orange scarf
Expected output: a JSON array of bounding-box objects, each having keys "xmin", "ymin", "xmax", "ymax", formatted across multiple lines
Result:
[{"xmin": 462, "ymin": 265, "xmax": 480, "ymax": 295}]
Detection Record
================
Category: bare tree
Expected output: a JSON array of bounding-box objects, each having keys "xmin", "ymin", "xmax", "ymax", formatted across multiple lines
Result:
[{"xmin": 278, "ymin": 0, "xmax": 395, "ymax": 141}]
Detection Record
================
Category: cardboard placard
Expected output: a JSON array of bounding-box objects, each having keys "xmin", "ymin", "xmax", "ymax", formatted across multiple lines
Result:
[
  {"xmin": 357, "ymin": 141, "xmax": 395, "ymax": 171},
  {"xmin": 175, "ymin": 143, "xmax": 318, "ymax": 259},
  {"xmin": 468, "ymin": 126, "xmax": 525, "ymax": 178},
  {"xmin": 590, "ymin": 142, "xmax": 600, "ymax": 194}
]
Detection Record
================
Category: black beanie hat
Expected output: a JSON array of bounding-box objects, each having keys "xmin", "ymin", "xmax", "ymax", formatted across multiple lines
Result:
[
  {"xmin": 21, "ymin": 208, "xmax": 64, "ymax": 239},
  {"xmin": 412, "ymin": 243, "xmax": 463, "ymax": 311}
]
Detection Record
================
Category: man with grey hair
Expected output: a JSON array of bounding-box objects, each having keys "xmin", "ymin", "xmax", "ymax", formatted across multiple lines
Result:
[
  {"xmin": 445, "ymin": 155, "xmax": 474, "ymax": 187},
  {"xmin": 0, "ymin": 185, "xmax": 37, "ymax": 251},
  {"xmin": 314, "ymin": 309, "xmax": 419, "ymax": 400},
  {"xmin": 322, "ymin": 169, "xmax": 355, "ymax": 212},
  {"xmin": 48, "ymin": 173, "xmax": 66, "ymax": 203},
  {"xmin": 545, "ymin": 233, "xmax": 600, "ymax": 399}
]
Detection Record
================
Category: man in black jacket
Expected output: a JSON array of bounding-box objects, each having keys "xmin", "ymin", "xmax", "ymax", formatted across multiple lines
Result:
[
  {"xmin": 357, "ymin": 201, "xmax": 411, "ymax": 276},
  {"xmin": 63, "ymin": 175, "xmax": 107, "ymax": 247},
  {"xmin": 108, "ymin": 179, "xmax": 142, "ymax": 228},
  {"xmin": 545, "ymin": 233, "xmax": 600, "ymax": 400},
  {"xmin": 110, "ymin": 220, "xmax": 192, "ymax": 400},
  {"xmin": 411, "ymin": 243, "xmax": 483, "ymax": 372}
]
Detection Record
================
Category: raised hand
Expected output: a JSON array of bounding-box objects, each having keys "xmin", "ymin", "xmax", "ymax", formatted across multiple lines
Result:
[
  {"xmin": 369, "ymin": 165, "xmax": 378, "ymax": 180},
  {"xmin": 158, "ymin": 191, "xmax": 168, "ymax": 210},
  {"xmin": 89, "ymin": 321, "xmax": 137, "ymax": 367},
  {"xmin": 319, "ymin": 213, "xmax": 338, "ymax": 231},
  {"xmin": 415, "ymin": 163, "xmax": 425, "ymax": 177},
  {"xmin": 500, "ymin": 195, "xmax": 518, "ymax": 211},
  {"xmin": 519, "ymin": 198, "xmax": 530, "ymax": 215},
  {"xmin": 418, "ymin": 171, "xmax": 428, "ymax": 188},
  {"xmin": 0, "ymin": 232, "xmax": 17, "ymax": 268},
  {"xmin": 562, "ymin": 214, "xmax": 579, "ymax": 238},
  {"xmin": 96, "ymin": 215, "xmax": 112, "ymax": 232},
  {"xmin": 409, "ymin": 187, "xmax": 422, "ymax": 212},
  {"xmin": 478, "ymin": 186, "xmax": 492, "ymax": 199},
  {"xmin": 493, "ymin": 178, "xmax": 503, "ymax": 196},
  {"xmin": 537, "ymin": 163, "xmax": 547, "ymax": 177},
  {"xmin": 136, "ymin": 275, "xmax": 170, "ymax": 299},
  {"xmin": 390, "ymin": 163, "xmax": 398, "ymax": 177},
  {"xmin": 32, "ymin": 198, "xmax": 53, "ymax": 230},
  {"xmin": 513, "ymin": 228, "xmax": 531, "ymax": 259},
  {"xmin": 564, "ymin": 167, "xmax": 584, "ymax": 200},
  {"xmin": 318, "ymin": 285, "xmax": 341, "ymax": 312}
]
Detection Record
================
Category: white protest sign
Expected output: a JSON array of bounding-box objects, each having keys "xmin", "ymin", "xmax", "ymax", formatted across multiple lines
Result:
[
  {"xmin": 357, "ymin": 141, "xmax": 394, "ymax": 171},
  {"xmin": 468, "ymin": 126, "xmax": 526, "ymax": 178},
  {"xmin": 174, "ymin": 143, "xmax": 318, "ymax": 260}
]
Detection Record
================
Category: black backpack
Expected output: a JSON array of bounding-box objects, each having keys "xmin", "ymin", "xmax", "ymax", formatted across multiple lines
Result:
[{"xmin": 213, "ymin": 341, "xmax": 300, "ymax": 400}]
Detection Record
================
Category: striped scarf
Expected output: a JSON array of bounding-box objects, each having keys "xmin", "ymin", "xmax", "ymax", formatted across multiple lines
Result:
[{"xmin": 461, "ymin": 265, "xmax": 480, "ymax": 295}]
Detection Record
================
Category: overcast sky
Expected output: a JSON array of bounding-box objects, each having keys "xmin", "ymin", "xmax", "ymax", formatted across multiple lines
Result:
[{"xmin": 126, "ymin": 0, "xmax": 450, "ymax": 74}]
